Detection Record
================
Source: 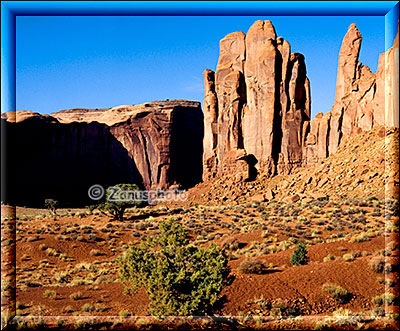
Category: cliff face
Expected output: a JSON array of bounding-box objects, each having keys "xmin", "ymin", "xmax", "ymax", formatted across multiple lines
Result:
[
  {"xmin": 303, "ymin": 23, "xmax": 399, "ymax": 163},
  {"xmin": 203, "ymin": 20, "xmax": 311, "ymax": 180},
  {"xmin": 2, "ymin": 100, "xmax": 203, "ymax": 206},
  {"xmin": 203, "ymin": 20, "xmax": 399, "ymax": 181}
]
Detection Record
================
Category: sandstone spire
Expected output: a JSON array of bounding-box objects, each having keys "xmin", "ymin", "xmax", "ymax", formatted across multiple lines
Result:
[
  {"xmin": 202, "ymin": 69, "xmax": 218, "ymax": 180},
  {"xmin": 334, "ymin": 23, "xmax": 362, "ymax": 102},
  {"xmin": 215, "ymin": 31, "xmax": 246, "ymax": 164},
  {"xmin": 203, "ymin": 20, "xmax": 398, "ymax": 182},
  {"xmin": 203, "ymin": 20, "xmax": 311, "ymax": 178},
  {"xmin": 243, "ymin": 20, "xmax": 278, "ymax": 175}
]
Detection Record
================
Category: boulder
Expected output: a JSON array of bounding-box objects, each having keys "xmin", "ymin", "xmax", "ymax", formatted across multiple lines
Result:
[
  {"xmin": 283, "ymin": 194, "xmax": 300, "ymax": 203},
  {"xmin": 265, "ymin": 188, "xmax": 275, "ymax": 200}
]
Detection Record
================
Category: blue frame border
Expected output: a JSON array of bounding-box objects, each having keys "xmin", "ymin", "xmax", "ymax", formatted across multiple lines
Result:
[{"xmin": 1, "ymin": 0, "xmax": 399, "ymax": 327}]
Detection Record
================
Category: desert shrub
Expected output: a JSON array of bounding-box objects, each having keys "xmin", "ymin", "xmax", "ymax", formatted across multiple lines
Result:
[
  {"xmin": 44, "ymin": 199, "xmax": 58, "ymax": 216},
  {"xmin": 222, "ymin": 238, "xmax": 240, "ymax": 251},
  {"xmin": 323, "ymin": 254, "xmax": 335, "ymax": 262},
  {"xmin": 372, "ymin": 295, "xmax": 384, "ymax": 306},
  {"xmin": 81, "ymin": 303, "xmax": 95, "ymax": 312},
  {"xmin": 269, "ymin": 299, "xmax": 301, "ymax": 317},
  {"xmin": 373, "ymin": 293, "xmax": 396, "ymax": 306},
  {"xmin": 39, "ymin": 244, "xmax": 48, "ymax": 251},
  {"xmin": 290, "ymin": 241, "xmax": 308, "ymax": 266},
  {"xmin": 62, "ymin": 306, "xmax": 74, "ymax": 313},
  {"xmin": 297, "ymin": 215, "xmax": 307, "ymax": 222},
  {"xmin": 331, "ymin": 308, "xmax": 359, "ymax": 327},
  {"xmin": 118, "ymin": 310, "xmax": 130, "ymax": 317},
  {"xmin": 385, "ymin": 279, "xmax": 395, "ymax": 287},
  {"xmin": 70, "ymin": 291, "xmax": 84, "ymax": 300},
  {"xmin": 370, "ymin": 256, "xmax": 385, "ymax": 273},
  {"xmin": 279, "ymin": 240, "xmax": 291, "ymax": 251},
  {"xmin": 43, "ymin": 290, "xmax": 57, "ymax": 299},
  {"xmin": 342, "ymin": 253, "xmax": 355, "ymax": 262},
  {"xmin": 383, "ymin": 293, "xmax": 396, "ymax": 305},
  {"xmin": 372, "ymin": 307, "xmax": 385, "ymax": 317},
  {"xmin": 254, "ymin": 295, "xmax": 271, "ymax": 310},
  {"xmin": 94, "ymin": 303, "xmax": 107, "ymax": 312},
  {"xmin": 322, "ymin": 283, "xmax": 351, "ymax": 304},
  {"xmin": 384, "ymin": 263, "xmax": 393, "ymax": 274},
  {"xmin": 349, "ymin": 233, "xmax": 369, "ymax": 243},
  {"xmin": 90, "ymin": 249, "xmax": 101, "ymax": 256},
  {"xmin": 117, "ymin": 218, "xmax": 230, "ymax": 316},
  {"xmin": 86, "ymin": 205, "xmax": 96, "ymax": 215},
  {"xmin": 97, "ymin": 184, "xmax": 144, "ymax": 221},
  {"xmin": 53, "ymin": 271, "xmax": 71, "ymax": 284},
  {"xmin": 239, "ymin": 259, "xmax": 266, "ymax": 274}
]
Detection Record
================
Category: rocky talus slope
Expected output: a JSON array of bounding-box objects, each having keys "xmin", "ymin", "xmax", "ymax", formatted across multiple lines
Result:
[{"xmin": 188, "ymin": 126, "xmax": 399, "ymax": 205}]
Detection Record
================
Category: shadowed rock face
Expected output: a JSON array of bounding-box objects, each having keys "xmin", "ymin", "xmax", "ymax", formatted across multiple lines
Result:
[
  {"xmin": 2, "ymin": 100, "xmax": 203, "ymax": 207},
  {"xmin": 203, "ymin": 20, "xmax": 399, "ymax": 181}
]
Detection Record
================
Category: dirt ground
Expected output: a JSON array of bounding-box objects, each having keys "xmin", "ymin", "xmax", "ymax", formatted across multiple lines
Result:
[{"xmin": 1, "ymin": 128, "xmax": 399, "ymax": 330}]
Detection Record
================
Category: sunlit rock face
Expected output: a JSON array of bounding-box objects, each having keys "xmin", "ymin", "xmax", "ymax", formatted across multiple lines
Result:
[
  {"xmin": 203, "ymin": 20, "xmax": 311, "ymax": 179},
  {"xmin": 203, "ymin": 20, "xmax": 399, "ymax": 181}
]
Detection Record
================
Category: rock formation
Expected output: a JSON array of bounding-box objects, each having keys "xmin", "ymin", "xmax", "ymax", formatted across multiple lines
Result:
[
  {"xmin": 204, "ymin": 20, "xmax": 399, "ymax": 181},
  {"xmin": 2, "ymin": 100, "xmax": 203, "ymax": 206},
  {"xmin": 202, "ymin": 70, "xmax": 219, "ymax": 179},
  {"xmin": 303, "ymin": 22, "xmax": 399, "ymax": 163},
  {"xmin": 377, "ymin": 22, "xmax": 399, "ymax": 128},
  {"xmin": 203, "ymin": 20, "xmax": 311, "ymax": 180},
  {"xmin": 242, "ymin": 21, "xmax": 278, "ymax": 175}
]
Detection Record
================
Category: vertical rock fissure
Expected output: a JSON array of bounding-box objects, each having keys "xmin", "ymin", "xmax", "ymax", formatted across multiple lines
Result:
[
  {"xmin": 138, "ymin": 128, "xmax": 152, "ymax": 188},
  {"xmin": 272, "ymin": 46, "xmax": 283, "ymax": 175}
]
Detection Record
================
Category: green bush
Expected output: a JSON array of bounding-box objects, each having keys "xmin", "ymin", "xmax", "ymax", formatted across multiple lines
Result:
[
  {"xmin": 117, "ymin": 218, "xmax": 230, "ymax": 316},
  {"xmin": 290, "ymin": 241, "xmax": 308, "ymax": 266},
  {"xmin": 97, "ymin": 183, "xmax": 144, "ymax": 221}
]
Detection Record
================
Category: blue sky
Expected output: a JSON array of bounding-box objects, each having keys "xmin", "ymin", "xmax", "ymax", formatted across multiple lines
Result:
[{"xmin": 16, "ymin": 15, "xmax": 392, "ymax": 118}]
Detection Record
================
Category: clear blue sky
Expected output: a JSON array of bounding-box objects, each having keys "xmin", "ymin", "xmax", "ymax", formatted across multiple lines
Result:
[{"xmin": 16, "ymin": 15, "xmax": 392, "ymax": 118}]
